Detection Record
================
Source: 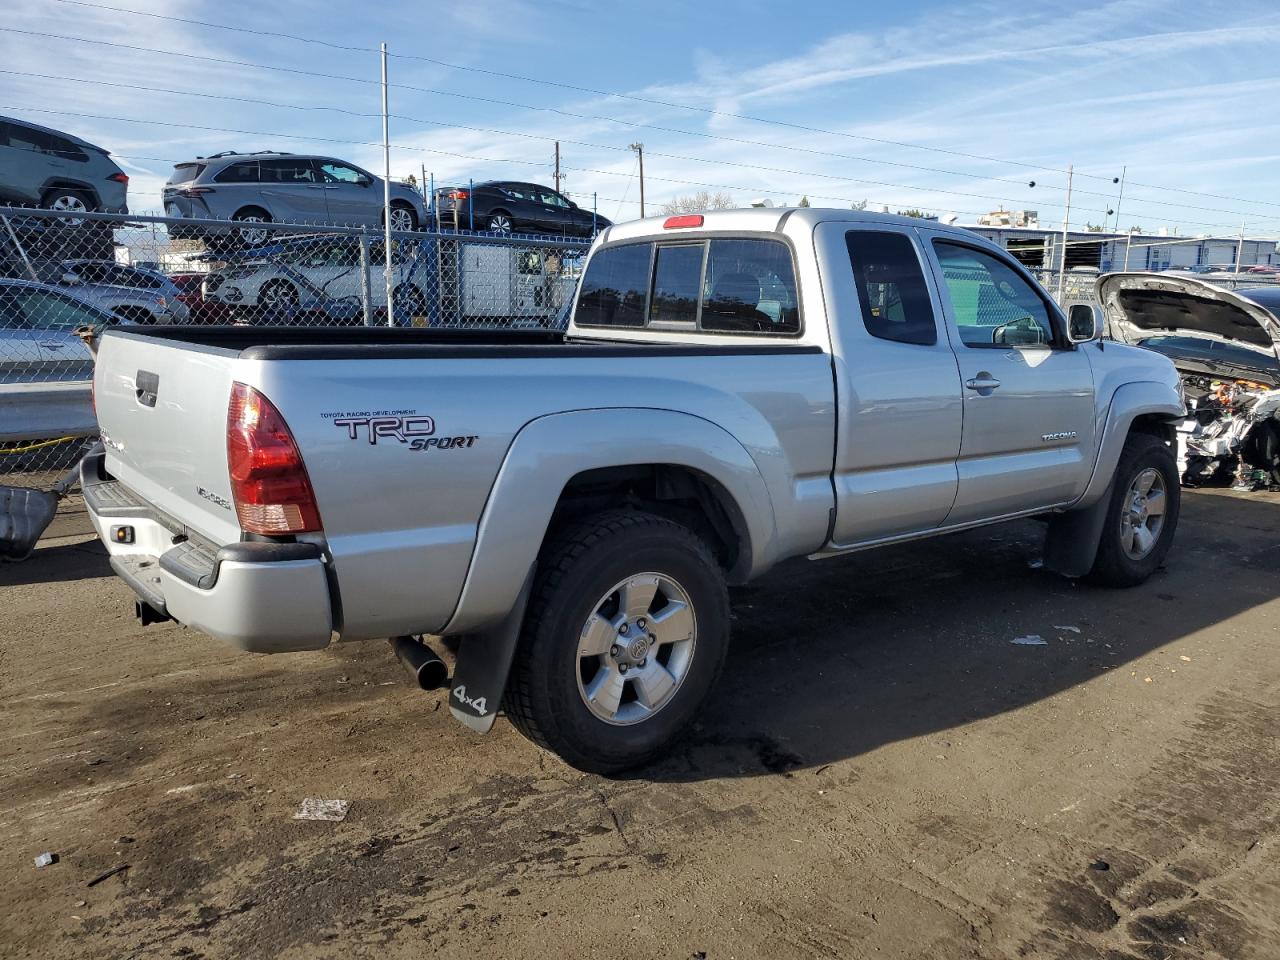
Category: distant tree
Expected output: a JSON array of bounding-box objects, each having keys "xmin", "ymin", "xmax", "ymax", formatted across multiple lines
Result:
[
  {"xmin": 896, "ymin": 208, "xmax": 930, "ymax": 219},
  {"xmin": 659, "ymin": 191, "xmax": 735, "ymax": 214},
  {"xmin": 404, "ymin": 174, "xmax": 417, "ymax": 188},
  {"xmin": 798, "ymin": 196, "xmax": 811, "ymax": 208},
  {"xmin": 1086, "ymin": 222, "xmax": 1104, "ymax": 233},
  {"xmin": 1128, "ymin": 225, "xmax": 1144, "ymax": 233},
  {"xmin": 850, "ymin": 199, "xmax": 868, "ymax": 211}
]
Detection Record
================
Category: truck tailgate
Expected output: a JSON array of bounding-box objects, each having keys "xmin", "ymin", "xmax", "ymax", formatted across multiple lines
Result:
[{"xmin": 94, "ymin": 330, "xmax": 242, "ymax": 545}]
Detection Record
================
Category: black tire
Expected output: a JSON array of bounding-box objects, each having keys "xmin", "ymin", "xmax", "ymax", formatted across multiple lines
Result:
[
  {"xmin": 487, "ymin": 210, "xmax": 513, "ymax": 234},
  {"xmin": 504, "ymin": 510, "xmax": 730, "ymax": 774},
  {"xmin": 385, "ymin": 202, "xmax": 418, "ymax": 233},
  {"xmin": 1085, "ymin": 432, "xmax": 1181, "ymax": 587},
  {"xmin": 41, "ymin": 188, "xmax": 95, "ymax": 216},
  {"xmin": 232, "ymin": 208, "xmax": 272, "ymax": 246}
]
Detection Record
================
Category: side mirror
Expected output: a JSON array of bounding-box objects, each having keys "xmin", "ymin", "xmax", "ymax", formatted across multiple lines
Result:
[
  {"xmin": 1068, "ymin": 303, "xmax": 1103, "ymax": 342},
  {"xmin": 358, "ymin": 175, "xmax": 373, "ymax": 187},
  {"xmin": 61, "ymin": 272, "xmax": 81, "ymax": 285}
]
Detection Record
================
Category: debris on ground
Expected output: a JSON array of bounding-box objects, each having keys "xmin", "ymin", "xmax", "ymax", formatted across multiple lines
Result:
[
  {"xmin": 294, "ymin": 798, "xmax": 350, "ymax": 822},
  {"xmin": 33, "ymin": 853, "xmax": 57, "ymax": 868},
  {"xmin": 1054, "ymin": 625, "xmax": 1082, "ymax": 634},
  {"xmin": 1011, "ymin": 635, "xmax": 1048, "ymax": 646},
  {"xmin": 86, "ymin": 864, "xmax": 129, "ymax": 887}
]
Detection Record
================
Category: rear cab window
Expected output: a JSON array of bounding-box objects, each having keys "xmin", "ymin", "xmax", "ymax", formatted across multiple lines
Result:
[{"xmin": 576, "ymin": 237, "xmax": 800, "ymax": 335}]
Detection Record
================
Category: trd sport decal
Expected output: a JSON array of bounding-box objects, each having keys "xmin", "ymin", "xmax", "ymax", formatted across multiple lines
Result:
[{"xmin": 322, "ymin": 409, "xmax": 477, "ymax": 452}]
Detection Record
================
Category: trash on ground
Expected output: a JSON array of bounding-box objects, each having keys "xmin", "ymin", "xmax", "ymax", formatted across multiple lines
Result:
[
  {"xmin": 1011, "ymin": 635, "xmax": 1048, "ymax": 646},
  {"xmin": 1054, "ymin": 625, "xmax": 1082, "ymax": 634},
  {"xmin": 86, "ymin": 864, "xmax": 129, "ymax": 887},
  {"xmin": 294, "ymin": 798, "xmax": 350, "ymax": 822},
  {"xmin": 1026, "ymin": 558, "xmax": 1044, "ymax": 570},
  {"xmin": 33, "ymin": 852, "xmax": 57, "ymax": 868},
  {"xmin": 1180, "ymin": 655, "xmax": 1192, "ymax": 662}
]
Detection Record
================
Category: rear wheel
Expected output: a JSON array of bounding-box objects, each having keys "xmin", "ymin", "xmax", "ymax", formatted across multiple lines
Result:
[
  {"xmin": 1085, "ymin": 432, "xmax": 1180, "ymax": 587},
  {"xmin": 232, "ymin": 208, "xmax": 272, "ymax": 246},
  {"xmin": 41, "ymin": 189, "xmax": 94, "ymax": 226},
  {"xmin": 259, "ymin": 279, "xmax": 299, "ymax": 311},
  {"xmin": 487, "ymin": 211, "xmax": 513, "ymax": 234},
  {"xmin": 504, "ymin": 510, "xmax": 729, "ymax": 774}
]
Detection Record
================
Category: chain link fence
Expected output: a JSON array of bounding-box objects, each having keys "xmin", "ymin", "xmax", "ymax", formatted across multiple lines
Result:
[{"xmin": 0, "ymin": 206, "xmax": 591, "ymax": 489}]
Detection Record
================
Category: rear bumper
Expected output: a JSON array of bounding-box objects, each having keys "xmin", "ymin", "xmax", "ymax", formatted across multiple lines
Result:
[{"xmin": 82, "ymin": 451, "xmax": 335, "ymax": 653}]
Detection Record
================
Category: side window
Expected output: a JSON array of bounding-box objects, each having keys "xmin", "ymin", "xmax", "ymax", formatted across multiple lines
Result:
[
  {"xmin": 259, "ymin": 159, "xmax": 317, "ymax": 184},
  {"xmin": 319, "ymin": 162, "xmax": 365, "ymax": 184},
  {"xmin": 845, "ymin": 231, "xmax": 937, "ymax": 345},
  {"xmin": 649, "ymin": 244, "xmax": 703, "ymax": 325},
  {"xmin": 539, "ymin": 190, "xmax": 571, "ymax": 208},
  {"xmin": 933, "ymin": 241, "xmax": 1056, "ymax": 348},
  {"xmin": 214, "ymin": 161, "xmax": 260, "ymax": 183},
  {"xmin": 48, "ymin": 135, "xmax": 88, "ymax": 162},
  {"xmin": 575, "ymin": 243, "xmax": 651, "ymax": 327},
  {"xmin": 702, "ymin": 238, "xmax": 800, "ymax": 334},
  {"xmin": 19, "ymin": 291, "xmax": 106, "ymax": 329},
  {"xmin": 0, "ymin": 288, "xmax": 32, "ymax": 328}
]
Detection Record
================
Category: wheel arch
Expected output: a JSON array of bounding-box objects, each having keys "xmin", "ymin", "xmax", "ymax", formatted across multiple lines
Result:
[
  {"xmin": 1076, "ymin": 380, "xmax": 1184, "ymax": 509},
  {"xmin": 40, "ymin": 180, "xmax": 99, "ymax": 206},
  {"xmin": 441, "ymin": 408, "xmax": 776, "ymax": 636}
]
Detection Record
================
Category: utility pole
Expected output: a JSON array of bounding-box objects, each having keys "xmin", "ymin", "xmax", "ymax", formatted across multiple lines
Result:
[
  {"xmin": 380, "ymin": 42, "xmax": 394, "ymax": 326},
  {"xmin": 629, "ymin": 142, "xmax": 645, "ymax": 218},
  {"xmin": 1235, "ymin": 221, "xmax": 1246, "ymax": 276},
  {"xmin": 1112, "ymin": 165, "xmax": 1126, "ymax": 234},
  {"xmin": 554, "ymin": 141, "xmax": 561, "ymax": 194},
  {"xmin": 1058, "ymin": 164, "xmax": 1073, "ymax": 303}
]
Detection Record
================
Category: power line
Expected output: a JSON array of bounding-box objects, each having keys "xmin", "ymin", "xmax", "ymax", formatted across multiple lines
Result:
[
  {"xmin": 6, "ymin": 67, "xmax": 1276, "ymax": 231},
  {"xmin": 33, "ymin": 2, "xmax": 1280, "ymax": 212}
]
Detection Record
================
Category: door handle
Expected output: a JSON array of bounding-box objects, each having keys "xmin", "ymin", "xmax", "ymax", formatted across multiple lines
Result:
[
  {"xmin": 41, "ymin": 341, "xmax": 66, "ymax": 349},
  {"xmin": 965, "ymin": 374, "xmax": 1001, "ymax": 392}
]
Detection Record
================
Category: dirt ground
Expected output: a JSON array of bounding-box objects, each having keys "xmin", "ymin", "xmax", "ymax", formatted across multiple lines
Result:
[{"xmin": 2, "ymin": 488, "xmax": 1279, "ymax": 960}]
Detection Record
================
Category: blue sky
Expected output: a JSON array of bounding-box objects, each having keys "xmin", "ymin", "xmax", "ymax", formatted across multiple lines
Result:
[{"xmin": 3, "ymin": 0, "xmax": 1280, "ymax": 238}]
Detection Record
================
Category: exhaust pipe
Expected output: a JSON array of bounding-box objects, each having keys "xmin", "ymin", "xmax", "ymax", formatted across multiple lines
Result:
[{"xmin": 391, "ymin": 635, "xmax": 449, "ymax": 690}]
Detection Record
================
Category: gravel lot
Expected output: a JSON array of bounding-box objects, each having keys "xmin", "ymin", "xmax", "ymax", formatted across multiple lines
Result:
[{"xmin": 2, "ymin": 488, "xmax": 1278, "ymax": 959}]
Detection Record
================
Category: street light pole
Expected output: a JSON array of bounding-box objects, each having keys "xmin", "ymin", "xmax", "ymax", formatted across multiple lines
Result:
[
  {"xmin": 1058, "ymin": 164, "xmax": 1073, "ymax": 303},
  {"xmin": 629, "ymin": 142, "xmax": 645, "ymax": 218}
]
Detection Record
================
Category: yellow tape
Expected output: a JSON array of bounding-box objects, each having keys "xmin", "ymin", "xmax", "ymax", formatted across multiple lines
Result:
[{"xmin": 2, "ymin": 436, "xmax": 78, "ymax": 454}]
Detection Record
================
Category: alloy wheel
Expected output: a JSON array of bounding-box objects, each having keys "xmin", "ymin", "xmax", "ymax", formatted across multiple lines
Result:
[{"xmin": 1120, "ymin": 467, "xmax": 1167, "ymax": 560}]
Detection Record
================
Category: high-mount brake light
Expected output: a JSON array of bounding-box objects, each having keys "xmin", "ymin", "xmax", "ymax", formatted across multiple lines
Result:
[
  {"xmin": 663, "ymin": 215, "xmax": 703, "ymax": 229},
  {"xmin": 226, "ymin": 383, "xmax": 322, "ymax": 535}
]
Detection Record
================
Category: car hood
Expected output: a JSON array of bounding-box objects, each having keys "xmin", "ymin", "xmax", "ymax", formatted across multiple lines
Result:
[{"xmin": 1098, "ymin": 272, "xmax": 1280, "ymax": 361}]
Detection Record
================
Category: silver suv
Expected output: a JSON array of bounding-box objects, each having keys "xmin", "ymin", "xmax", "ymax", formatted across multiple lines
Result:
[
  {"xmin": 0, "ymin": 116, "xmax": 129, "ymax": 215},
  {"xmin": 163, "ymin": 152, "xmax": 427, "ymax": 245}
]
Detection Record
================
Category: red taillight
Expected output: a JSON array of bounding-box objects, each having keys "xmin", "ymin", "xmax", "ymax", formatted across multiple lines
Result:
[
  {"xmin": 227, "ymin": 383, "xmax": 321, "ymax": 535},
  {"xmin": 664, "ymin": 214, "xmax": 703, "ymax": 229},
  {"xmin": 451, "ymin": 189, "xmax": 469, "ymax": 201},
  {"xmin": 178, "ymin": 186, "xmax": 214, "ymax": 197},
  {"xmin": 107, "ymin": 172, "xmax": 129, "ymax": 184}
]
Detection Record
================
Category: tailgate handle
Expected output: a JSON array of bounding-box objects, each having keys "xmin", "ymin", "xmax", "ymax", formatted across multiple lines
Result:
[{"xmin": 135, "ymin": 370, "xmax": 160, "ymax": 408}]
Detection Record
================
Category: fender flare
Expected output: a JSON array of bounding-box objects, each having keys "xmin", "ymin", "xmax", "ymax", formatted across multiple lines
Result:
[
  {"xmin": 1045, "ymin": 381, "xmax": 1183, "ymax": 578},
  {"xmin": 1076, "ymin": 380, "xmax": 1184, "ymax": 509},
  {"xmin": 442, "ymin": 407, "xmax": 776, "ymax": 637}
]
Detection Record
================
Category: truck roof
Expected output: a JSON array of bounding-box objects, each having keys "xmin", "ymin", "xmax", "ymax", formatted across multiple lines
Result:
[{"xmin": 598, "ymin": 206, "xmax": 992, "ymax": 246}]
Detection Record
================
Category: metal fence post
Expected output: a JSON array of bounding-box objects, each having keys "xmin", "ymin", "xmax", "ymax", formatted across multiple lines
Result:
[
  {"xmin": 469, "ymin": 178, "xmax": 475, "ymax": 232},
  {"xmin": 359, "ymin": 232, "xmax": 374, "ymax": 327}
]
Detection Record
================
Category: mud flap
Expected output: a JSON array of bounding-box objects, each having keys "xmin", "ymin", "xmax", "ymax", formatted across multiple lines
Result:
[
  {"xmin": 1043, "ymin": 478, "xmax": 1115, "ymax": 579},
  {"xmin": 448, "ymin": 567, "xmax": 535, "ymax": 734}
]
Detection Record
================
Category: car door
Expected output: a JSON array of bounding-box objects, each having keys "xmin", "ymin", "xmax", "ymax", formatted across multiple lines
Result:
[
  {"xmin": 821, "ymin": 223, "xmax": 965, "ymax": 546},
  {"xmin": 534, "ymin": 188, "xmax": 574, "ymax": 235},
  {"xmin": 258, "ymin": 158, "xmax": 328, "ymax": 224},
  {"xmin": 317, "ymin": 160, "xmax": 377, "ymax": 227},
  {"xmin": 10, "ymin": 287, "xmax": 102, "ymax": 380},
  {"xmin": 0, "ymin": 285, "xmax": 50, "ymax": 381},
  {"xmin": 923, "ymin": 234, "xmax": 1096, "ymax": 523}
]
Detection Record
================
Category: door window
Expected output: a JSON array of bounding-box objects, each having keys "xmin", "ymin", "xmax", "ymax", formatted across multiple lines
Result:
[
  {"xmin": 933, "ymin": 241, "xmax": 1056, "ymax": 348},
  {"xmin": 214, "ymin": 161, "xmax": 260, "ymax": 183},
  {"xmin": 259, "ymin": 159, "xmax": 318, "ymax": 184},
  {"xmin": 650, "ymin": 244, "xmax": 704, "ymax": 325},
  {"xmin": 15, "ymin": 290, "xmax": 107, "ymax": 329},
  {"xmin": 845, "ymin": 231, "xmax": 936, "ymax": 345},
  {"xmin": 319, "ymin": 162, "xmax": 366, "ymax": 184}
]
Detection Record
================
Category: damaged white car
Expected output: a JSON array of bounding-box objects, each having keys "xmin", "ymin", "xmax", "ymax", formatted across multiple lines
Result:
[{"xmin": 1101, "ymin": 273, "xmax": 1280, "ymax": 489}]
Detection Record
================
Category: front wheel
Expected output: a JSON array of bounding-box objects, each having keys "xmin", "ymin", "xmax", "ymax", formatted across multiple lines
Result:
[
  {"xmin": 504, "ymin": 510, "xmax": 729, "ymax": 774},
  {"xmin": 386, "ymin": 202, "xmax": 417, "ymax": 233},
  {"xmin": 1085, "ymin": 432, "xmax": 1181, "ymax": 587}
]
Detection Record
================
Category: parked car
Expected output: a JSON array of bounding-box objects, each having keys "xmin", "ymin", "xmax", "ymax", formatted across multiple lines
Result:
[
  {"xmin": 39, "ymin": 259, "xmax": 188, "ymax": 324},
  {"xmin": 0, "ymin": 278, "xmax": 116, "ymax": 382},
  {"xmin": 201, "ymin": 234, "xmax": 428, "ymax": 322},
  {"xmin": 163, "ymin": 152, "xmax": 427, "ymax": 244},
  {"xmin": 1102, "ymin": 273, "xmax": 1280, "ymax": 486},
  {"xmin": 0, "ymin": 115, "xmax": 128, "ymax": 216},
  {"xmin": 434, "ymin": 181, "xmax": 610, "ymax": 238},
  {"xmin": 85, "ymin": 208, "xmax": 1185, "ymax": 773}
]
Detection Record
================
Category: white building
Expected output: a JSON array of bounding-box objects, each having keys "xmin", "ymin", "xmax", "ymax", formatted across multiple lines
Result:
[{"xmin": 965, "ymin": 225, "xmax": 1279, "ymax": 273}]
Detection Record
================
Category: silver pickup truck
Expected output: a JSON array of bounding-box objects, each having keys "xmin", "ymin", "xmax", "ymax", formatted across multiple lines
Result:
[{"xmin": 85, "ymin": 208, "xmax": 1185, "ymax": 772}]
